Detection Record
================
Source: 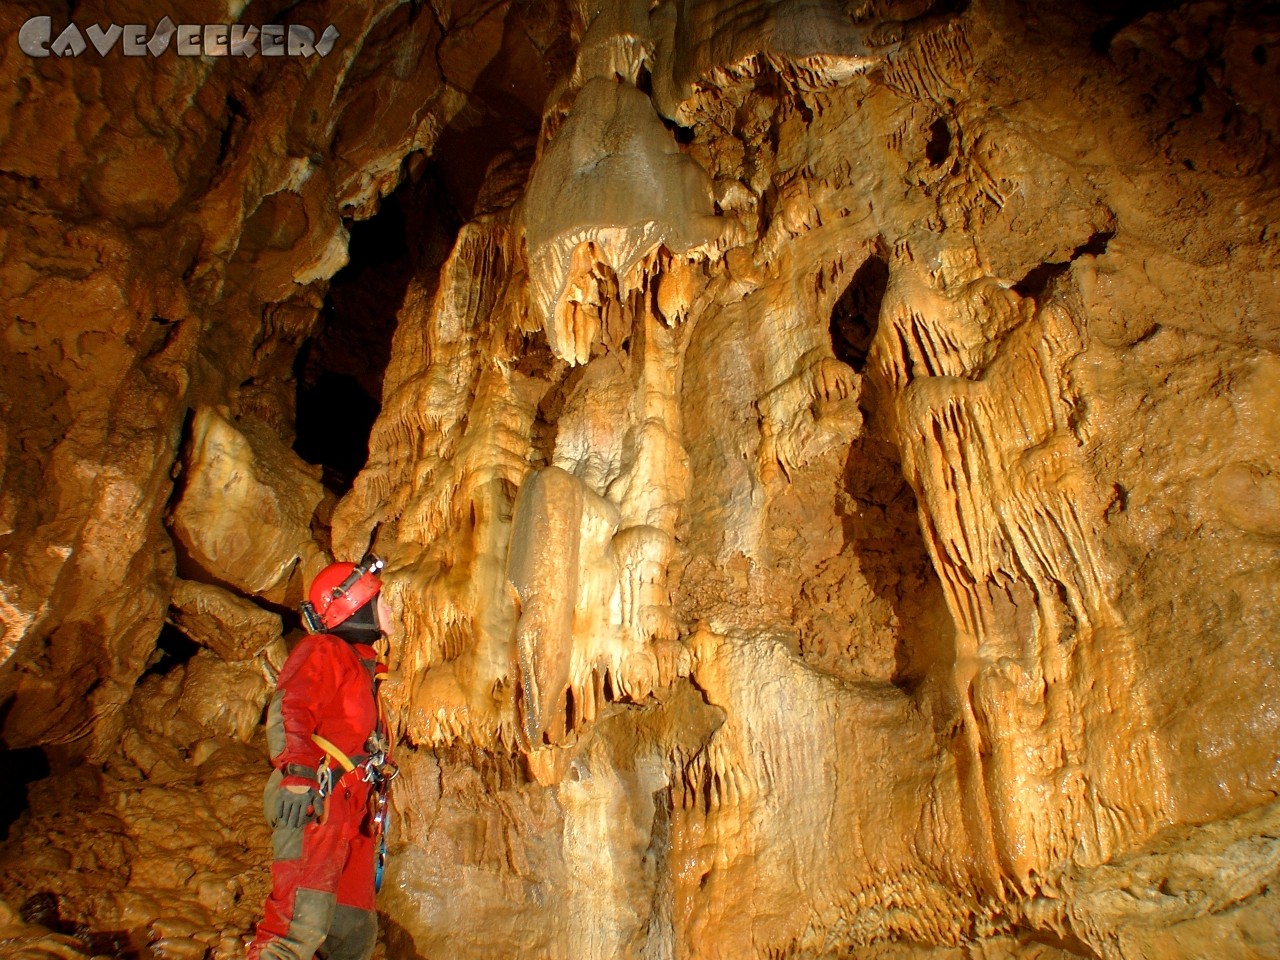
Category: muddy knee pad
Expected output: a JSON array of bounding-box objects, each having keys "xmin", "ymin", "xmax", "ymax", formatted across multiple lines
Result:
[
  {"xmin": 257, "ymin": 889, "xmax": 337, "ymax": 960},
  {"xmin": 319, "ymin": 905, "xmax": 377, "ymax": 960}
]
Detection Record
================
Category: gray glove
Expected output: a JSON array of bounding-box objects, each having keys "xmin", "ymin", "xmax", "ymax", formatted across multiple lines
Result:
[{"xmin": 276, "ymin": 779, "xmax": 323, "ymax": 828}]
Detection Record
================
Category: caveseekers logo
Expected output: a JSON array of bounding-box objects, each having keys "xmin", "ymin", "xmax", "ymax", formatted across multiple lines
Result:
[{"xmin": 18, "ymin": 16, "xmax": 339, "ymax": 58}]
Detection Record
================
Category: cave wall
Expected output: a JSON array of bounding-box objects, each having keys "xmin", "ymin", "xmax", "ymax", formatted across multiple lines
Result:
[
  {"xmin": 1, "ymin": 1, "xmax": 1279, "ymax": 959},
  {"xmin": 0, "ymin": 0, "xmax": 570, "ymax": 751}
]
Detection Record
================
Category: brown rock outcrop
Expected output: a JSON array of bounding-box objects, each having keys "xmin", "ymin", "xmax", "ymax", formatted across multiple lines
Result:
[
  {"xmin": 169, "ymin": 407, "xmax": 325, "ymax": 598},
  {"xmin": 169, "ymin": 579, "xmax": 286, "ymax": 665}
]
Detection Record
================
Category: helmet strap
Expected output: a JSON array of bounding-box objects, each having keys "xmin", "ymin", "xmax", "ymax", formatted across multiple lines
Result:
[
  {"xmin": 300, "ymin": 600, "xmax": 324, "ymax": 634},
  {"xmin": 330, "ymin": 601, "xmax": 381, "ymax": 642}
]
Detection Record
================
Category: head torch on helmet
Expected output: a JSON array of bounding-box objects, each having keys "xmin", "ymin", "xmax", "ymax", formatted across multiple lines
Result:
[{"xmin": 301, "ymin": 552, "xmax": 385, "ymax": 633}]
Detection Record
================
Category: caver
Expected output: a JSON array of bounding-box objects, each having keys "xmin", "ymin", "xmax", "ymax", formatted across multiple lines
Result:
[{"xmin": 248, "ymin": 554, "xmax": 398, "ymax": 960}]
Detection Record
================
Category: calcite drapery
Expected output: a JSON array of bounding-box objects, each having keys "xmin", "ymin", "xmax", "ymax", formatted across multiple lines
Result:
[
  {"xmin": 523, "ymin": 78, "xmax": 724, "ymax": 364},
  {"xmin": 336, "ymin": 1, "xmax": 1280, "ymax": 956},
  {"xmin": 871, "ymin": 247, "xmax": 1171, "ymax": 889}
]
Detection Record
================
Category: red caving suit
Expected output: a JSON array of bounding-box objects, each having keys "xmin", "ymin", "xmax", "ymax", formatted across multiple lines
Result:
[{"xmin": 248, "ymin": 634, "xmax": 384, "ymax": 960}]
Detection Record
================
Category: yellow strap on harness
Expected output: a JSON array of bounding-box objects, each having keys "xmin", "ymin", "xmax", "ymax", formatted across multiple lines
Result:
[
  {"xmin": 310, "ymin": 650, "xmax": 390, "ymax": 782},
  {"xmin": 311, "ymin": 733, "xmax": 357, "ymax": 773}
]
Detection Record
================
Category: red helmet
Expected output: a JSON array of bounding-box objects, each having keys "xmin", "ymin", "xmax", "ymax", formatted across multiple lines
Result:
[{"xmin": 306, "ymin": 556, "xmax": 383, "ymax": 630}]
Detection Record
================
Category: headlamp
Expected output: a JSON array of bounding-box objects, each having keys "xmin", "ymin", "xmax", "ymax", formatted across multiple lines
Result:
[{"xmin": 331, "ymin": 552, "xmax": 384, "ymax": 600}]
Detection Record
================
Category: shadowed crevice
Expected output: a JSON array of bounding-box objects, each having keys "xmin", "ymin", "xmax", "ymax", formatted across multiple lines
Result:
[{"xmin": 830, "ymin": 253, "xmax": 890, "ymax": 372}]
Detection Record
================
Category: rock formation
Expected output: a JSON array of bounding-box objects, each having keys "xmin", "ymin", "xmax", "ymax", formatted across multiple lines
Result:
[{"xmin": 1, "ymin": 1, "xmax": 1278, "ymax": 958}]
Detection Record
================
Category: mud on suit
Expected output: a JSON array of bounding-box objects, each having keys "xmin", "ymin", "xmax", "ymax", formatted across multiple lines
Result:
[{"xmin": 248, "ymin": 633, "xmax": 385, "ymax": 960}]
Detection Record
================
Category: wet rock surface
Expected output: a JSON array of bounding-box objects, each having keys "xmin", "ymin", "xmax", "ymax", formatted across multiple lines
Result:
[{"xmin": 0, "ymin": 734, "xmax": 270, "ymax": 960}]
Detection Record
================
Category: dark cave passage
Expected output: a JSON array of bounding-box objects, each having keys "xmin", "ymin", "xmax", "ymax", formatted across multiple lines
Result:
[
  {"xmin": 293, "ymin": 167, "xmax": 444, "ymax": 493},
  {"xmin": 143, "ymin": 623, "xmax": 201, "ymax": 678},
  {"xmin": 0, "ymin": 743, "xmax": 48, "ymax": 842},
  {"xmin": 830, "ymin": 253, "xmax": 890, "ymax": 373},
  {"xmin": 293, "ymin": 361, "xmax": 381, "ymax": 495}
]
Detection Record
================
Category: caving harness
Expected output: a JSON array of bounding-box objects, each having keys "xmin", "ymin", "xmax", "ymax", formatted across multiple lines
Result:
[
  {"xmin": 308, "ymin": 651, "xmax": 399, "ymax": 892},
  {"xmin": 311, "ymin": 730, "xmax": 399, "ymax": 891}
]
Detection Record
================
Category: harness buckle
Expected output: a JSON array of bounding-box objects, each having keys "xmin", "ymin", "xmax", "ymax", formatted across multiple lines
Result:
[
  {"xmin": 316, "ymin": 759, "xmax": 334, "ymax": 799},
  {"xmin": 360, "ymin": 731, "xmax": 398, "ymax": 784},
  {"xmin": 359, "ymin": 756, "xmax": 399, "ymax": 785}
]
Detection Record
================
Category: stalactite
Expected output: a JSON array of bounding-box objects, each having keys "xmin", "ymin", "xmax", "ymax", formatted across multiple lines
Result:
[{"xmin": 873, "ymin": 250, "xmax": 1172, "ymax": 890}]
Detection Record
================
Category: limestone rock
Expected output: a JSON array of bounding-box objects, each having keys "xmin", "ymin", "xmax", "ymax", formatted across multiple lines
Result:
[
  {"xmin": 0, "ymin": 734, "xmax": 271, "ymax": 959},
  {"xmin": 169, "ymin": 407, "xmax": 324, "ymax": 596},
  {"xmin": 176, "ymin": 653, "xmax": 274, "ymax": 746},
  {"xmin": 169, "ymin": 580, "xmax": 285, "ymax": 664}
]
